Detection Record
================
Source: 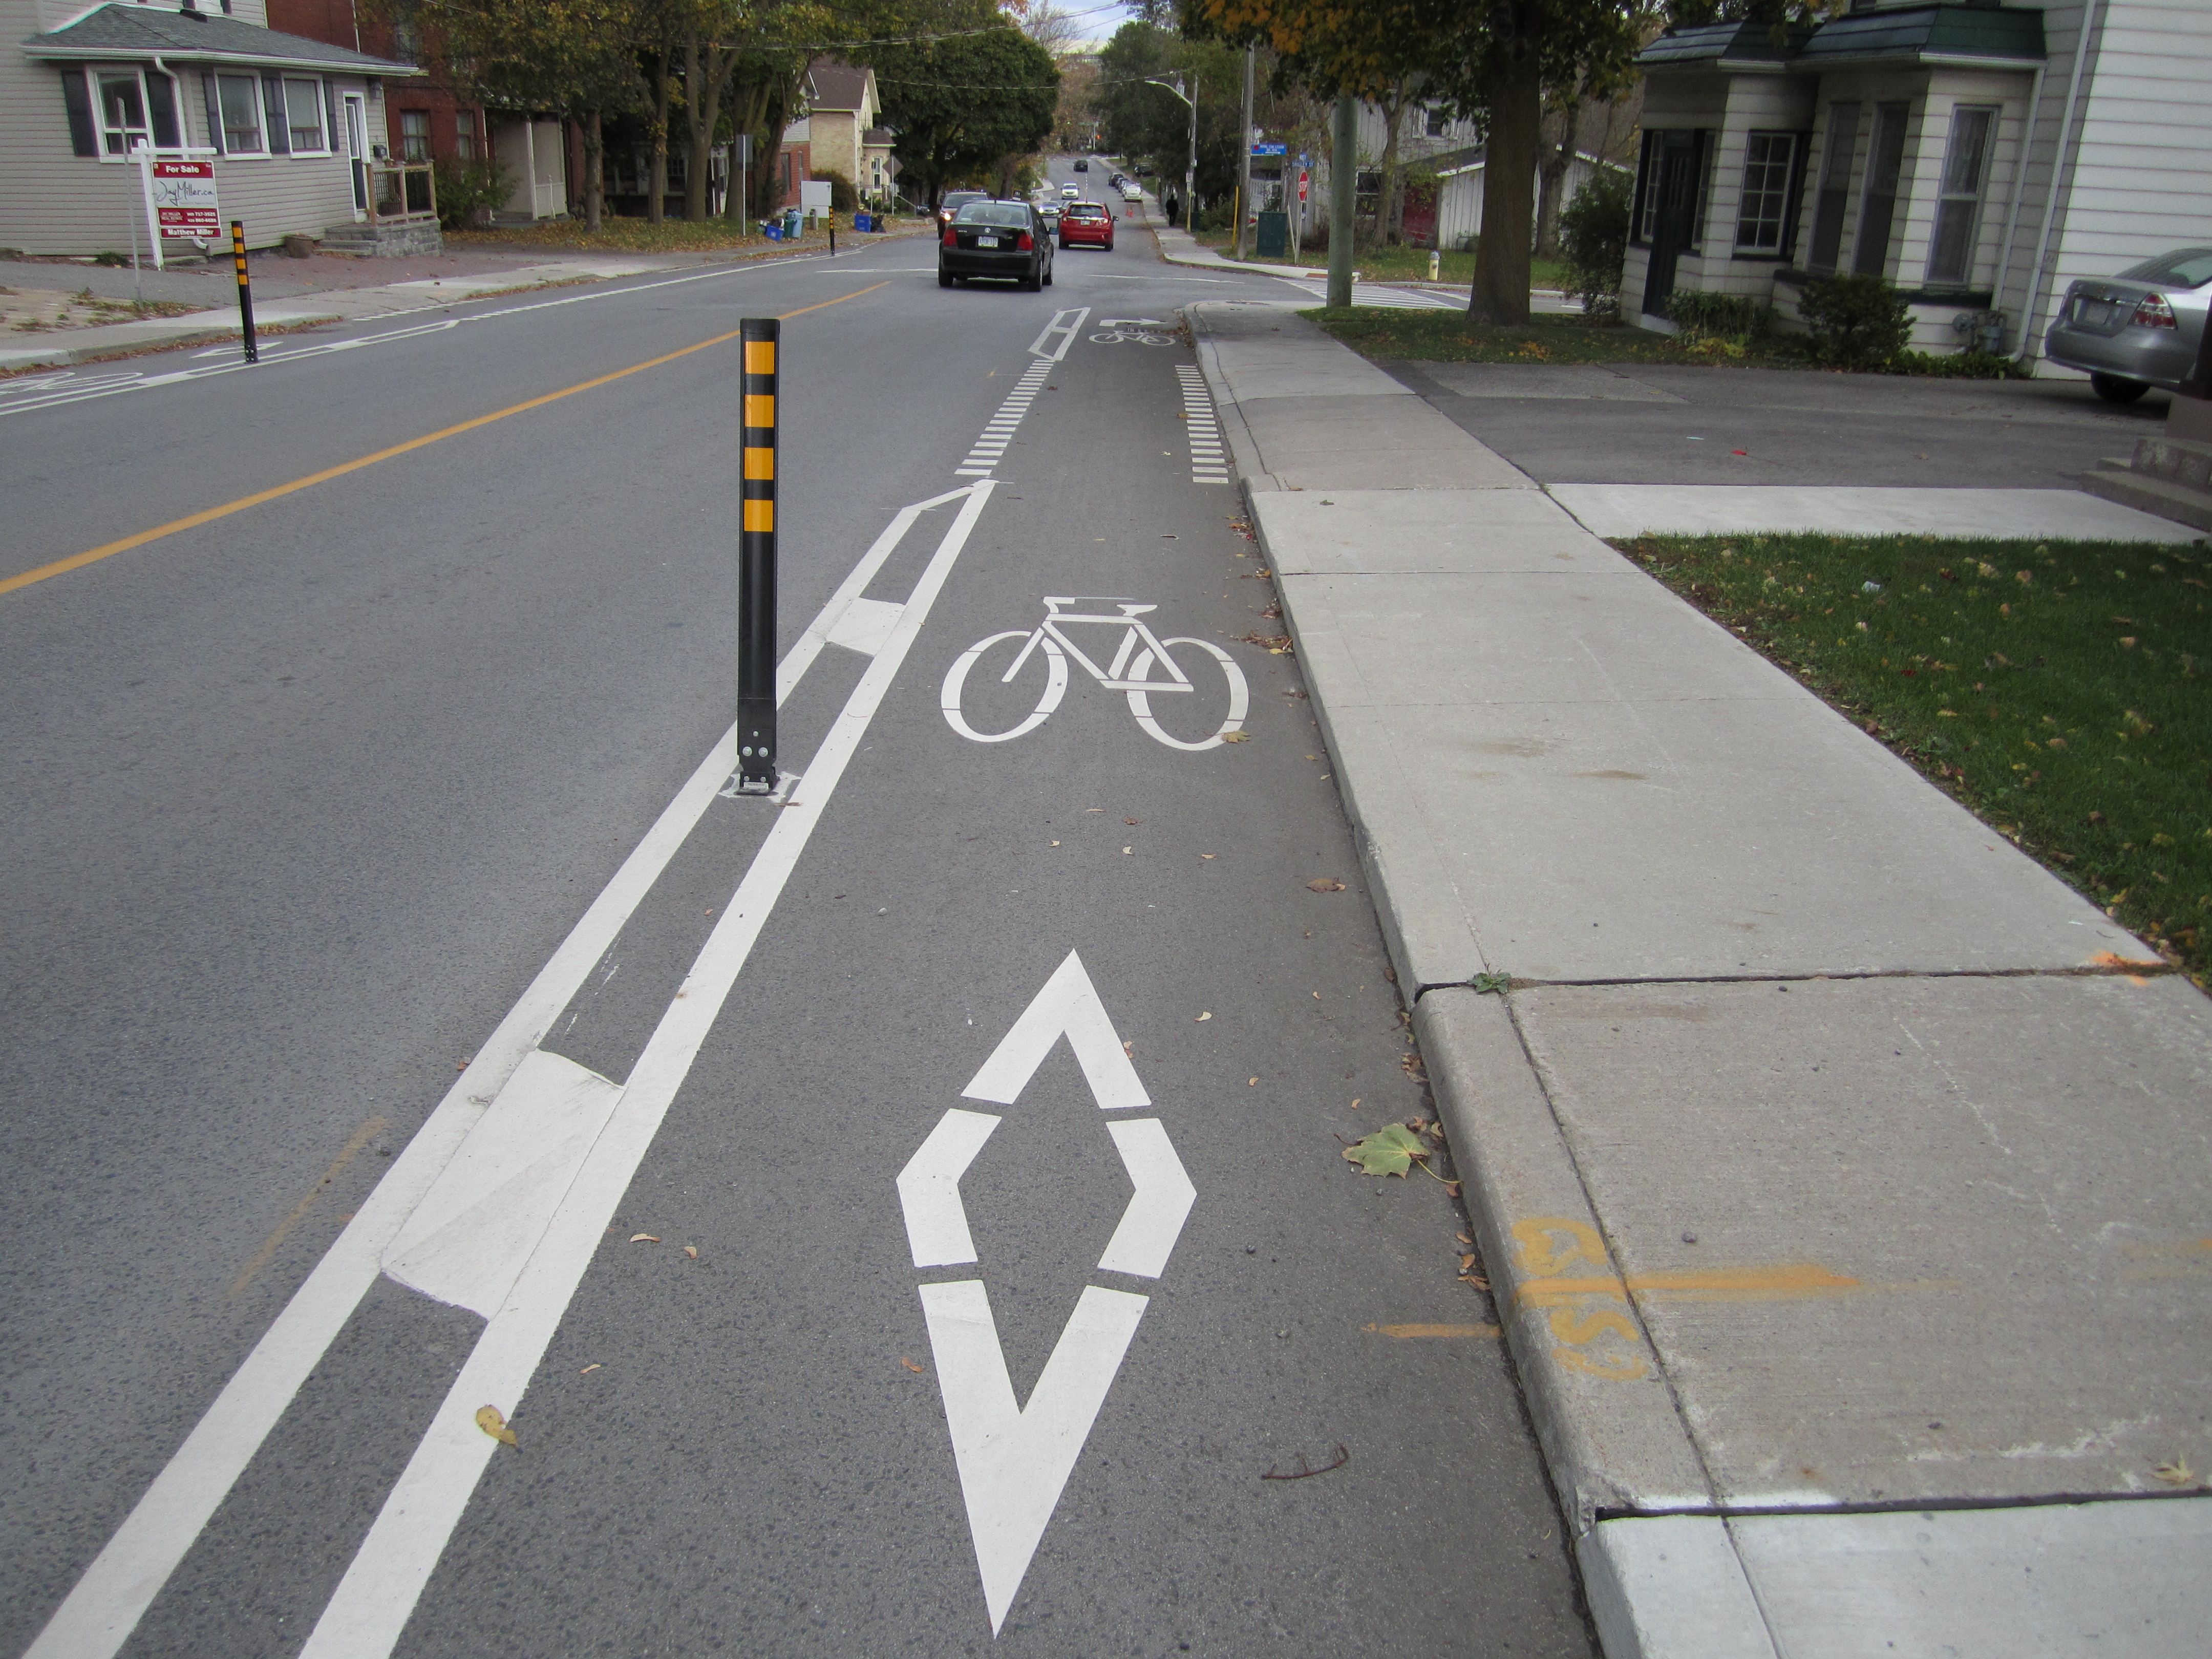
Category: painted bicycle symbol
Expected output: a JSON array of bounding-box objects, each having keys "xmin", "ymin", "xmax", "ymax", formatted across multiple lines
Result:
[
  {"xmin": 942, "ymin": 597, "xmax": 1249, "ymax": 751},
  {"xmin": 1088, "ymin": 317, "xmax": 1175, "ymax": 346}
]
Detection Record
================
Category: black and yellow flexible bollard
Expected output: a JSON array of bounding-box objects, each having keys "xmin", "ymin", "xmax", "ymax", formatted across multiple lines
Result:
[
  {"xmin": 230, "ymin": 220, "xmax": 258, "ymax": 364},
  {"xmin": 735, "ymin": 317, "xmax": 778, "ymax": 793}
]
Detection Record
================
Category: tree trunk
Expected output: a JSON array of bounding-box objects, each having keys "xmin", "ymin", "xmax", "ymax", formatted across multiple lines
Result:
[
  {"xmin": 684, "ymin": 44, "xmax": 729, "ymax": 223},
  {"xmin": 1535, "ymin": 94, "xmax": 1578, "ymax": 259},
  {"xmin": 1469, "ymin": 33, "xmax": 1541, "ymax": 327},
  {"xmin": 648, "ymin": 57, "xmax": 670, "ymax": 224},
  {"xmin": 585, "ymin": 107, "xmax": 603, "ymax": 231},
  {"xmin": 1379, "ymin": 94, "xmax": 1405, "ymax": 247}
]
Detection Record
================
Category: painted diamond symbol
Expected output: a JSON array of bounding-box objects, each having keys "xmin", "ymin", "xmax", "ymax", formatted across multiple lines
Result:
[{"xmin": 895, "ymin": 950, "xmax": 1195, "ymax": 1633}]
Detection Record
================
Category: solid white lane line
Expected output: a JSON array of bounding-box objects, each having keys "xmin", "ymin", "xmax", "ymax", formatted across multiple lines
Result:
[
  {"xmin": 20, "ymin": 485, "xmax": 972, "ymax": 1659},
  {"xmin": 296, "ymin": 482, "xmax": 997, "ymax": 1659}
]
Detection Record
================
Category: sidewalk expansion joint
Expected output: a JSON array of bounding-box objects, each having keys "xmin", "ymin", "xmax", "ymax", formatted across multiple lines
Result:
[{"xmin": 1594, "ymin": 1486, "xmax": 2212, "ymax": 1524}]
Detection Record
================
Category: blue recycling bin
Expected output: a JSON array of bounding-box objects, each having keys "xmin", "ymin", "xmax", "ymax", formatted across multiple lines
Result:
[
  {"xmin": 854, "ymin": 212, "xmax": 872, "ymax": 232},
  {"xmin": 762, "ymin": 223, "xmax": 781, "ymax": 241}
]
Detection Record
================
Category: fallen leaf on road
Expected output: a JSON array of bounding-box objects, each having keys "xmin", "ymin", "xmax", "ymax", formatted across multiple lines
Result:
[
  {"xmin": 1201, "ymin": 853, "xmax": 1216, "ymax": 859},
  {"xmin": 1086, "ymin": 807, "xmax": 1104, "ymax": 812},
  {"xmin": 1343, "ymin": 1123, "xmax": 1427, "ymax": 1177},
  {"xmin": 683, "ymin": 1245, "xmax": 698, "ymax": 1259},
  {"xmin": 1400, "ymin": 1053, "xmax": 1427, "ymax": 1081},
  {"xmin": 476, "ymin": 1405, "xmax": 518, "ymax": 1448},
  {"xmin": 902, "ymin": 1357, "xmax": 925, "ymax": 1374},
  {"xmin": 1122, "ymin": 846, "xmax": 1133, "ymax": 855},
  {"xmin": 2153, "ymin": 1457, "xmax": 2196, "ymax": 1486},
  {"xmin": 630, "ymin": 1233, "xmax": 661, "ymax": 1244},
  {"xmin": 1458, "ymin": 1272, "xmax": 1490, "ymax": 1289},
  {"xmin": 1051, "ymin": 840, "xmax": 1060, "ymax": 846},
  {"xmin": 1249, "ymin": 1077, "xmax": 1259, "ymax": 1086},
  {"xmin": 1196, "ymin": 1012, "xmax": 1211, "ymax": 1021},
  {"xmin": 1460, "ymin": 1254, "xmax": 1479, "ymax": 1272},
  {"xmin": 1221, "ymin": 731, "xmax": 1249, "ymax": 742},
  {"xmin": 1306, "ymin": 877, "xmax": 1345, "ymax": 892},
  {"xmin": 1125, "ymin": 818, "xmax": 1141, "ymax": 825},
  {"xmin": 579, "ymin": 1364, "xmax": 600, "ymax": 1374}
]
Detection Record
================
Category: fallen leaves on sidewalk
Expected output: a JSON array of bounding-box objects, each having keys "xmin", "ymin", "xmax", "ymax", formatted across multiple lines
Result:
[
  {"xmin": 1238, "ymin": 631, "xmax": 1293, "ymax": 654},
  {"xmin": 2153, "ymin": 1457, "xmax": 2197, "ymax": 1486}
]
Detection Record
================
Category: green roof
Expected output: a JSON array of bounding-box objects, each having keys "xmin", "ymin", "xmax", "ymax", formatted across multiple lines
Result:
[
  {"xmin": 23, "ymin": 4, "xmax": 418, "ymax": 74},
  {"xmin": 1639, "ymin": 4, "xmax": 2044, "ymax": 72}
]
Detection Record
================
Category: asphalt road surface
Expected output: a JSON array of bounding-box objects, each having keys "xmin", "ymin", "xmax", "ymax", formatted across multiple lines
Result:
[{"xmin": 2, "ymin": 161, "xmax": 1592, "ymax": 1658}]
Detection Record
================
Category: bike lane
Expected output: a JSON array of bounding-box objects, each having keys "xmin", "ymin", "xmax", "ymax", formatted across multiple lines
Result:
[
  {"xmin": 50, "ymin": 282, "xmax": 1595, "ymax": 1657},
  {"xmin": 390, "ymin": 311, "xmax": 1593, "ymax": 1655}
]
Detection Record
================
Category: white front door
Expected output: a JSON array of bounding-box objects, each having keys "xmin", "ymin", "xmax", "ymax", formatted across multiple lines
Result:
[{"xmin": 342, "ymin": 93, "xmax": 369, "ymax": 218}]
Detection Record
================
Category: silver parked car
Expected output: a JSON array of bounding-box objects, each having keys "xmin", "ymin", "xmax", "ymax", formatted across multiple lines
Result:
[{"xmin": 2044, "ymin": 247, "xmax": 2212, "ymax": 403}]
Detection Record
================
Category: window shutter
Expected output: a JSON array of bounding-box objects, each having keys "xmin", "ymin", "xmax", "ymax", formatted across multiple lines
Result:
[
  {"xmin": 147, "ymin": 73, "xmax": 181, "ymax": 148},
  {"xmin": 202, "ymin": 70, "xmax": 224, "ymax": 155},
  {"xmin": 262, "ymin": 74, "xmax": 290, "ymax": 154},
  {"xmin": 62, "ymin": 67, "xmax": 97, "ymax": 157}
]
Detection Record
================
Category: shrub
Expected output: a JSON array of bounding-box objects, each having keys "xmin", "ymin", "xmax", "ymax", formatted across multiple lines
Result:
[
  {"xmin": 1665, "ymin": 290, "xmax": 1775, "ymax": 342},
  {"xmin": 1888, "ymin": 348, "xmax": 2029, "ymax": 379},
  {"xmin": 1797, "ymin": 272, "xmax": 1911, "ymax": 368},
  {"xmin": 432, "ymin": 156, "xmax": 513, "ymax": 229},
  {"xmin": 92, "ymin": 249, "xmax": 130, "ymax": 267},
  {"xmin": 1559, "ymin": 168, "xmax": 1631, "ymax": 316}
]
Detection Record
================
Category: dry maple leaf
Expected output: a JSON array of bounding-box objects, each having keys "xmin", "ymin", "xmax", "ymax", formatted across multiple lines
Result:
[
  {"xmin": 475, "ymin": 1405, "xmax": 518, "ymax": 1448},
  {"xmin": 2153, "ymin": 1458, "xmax": 2197, "ymax": 1486},
  {"xmin": 1221, "ymin": 731, "xmax": 1250, "ymax": 742}
]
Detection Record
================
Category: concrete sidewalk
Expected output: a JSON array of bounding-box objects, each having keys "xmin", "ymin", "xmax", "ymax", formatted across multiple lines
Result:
[{"xmin": 1187, "ymin": 300, "xmax": 2212, "ymax": 1658}]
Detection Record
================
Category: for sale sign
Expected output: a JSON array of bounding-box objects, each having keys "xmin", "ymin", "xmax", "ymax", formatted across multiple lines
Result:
[{"xmin": 149, "ymin": 160, "xmax": 219, "ymax": 237}]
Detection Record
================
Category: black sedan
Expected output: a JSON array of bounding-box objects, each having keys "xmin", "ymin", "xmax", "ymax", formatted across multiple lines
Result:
[{"xmin": 938, "ymin": 201, "xmax": 1054, "ymax": 291}]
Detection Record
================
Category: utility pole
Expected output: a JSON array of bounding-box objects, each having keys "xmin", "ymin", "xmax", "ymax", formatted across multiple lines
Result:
[
  {"xmin": 1236, "ymin": 45, "xmax": 1254, "ymax": 261},
  {"xmin": 1326, "ymin": 92, "xmax": 1355, "ymax": 307},
  {"xmin": 1185, "ymin": 74, "xmax": 1198, "ymax": 230}
]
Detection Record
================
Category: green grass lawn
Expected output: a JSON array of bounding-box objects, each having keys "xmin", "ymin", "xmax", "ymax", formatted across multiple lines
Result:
[
  {"xmin": 1305, "ymin": 306, "xmax": 1767, "ymax": 367},
  {"xmin": 1187, "ymin": 229, "xmax": 1570, "ymax": 290},
  {"xmin": 1618, "ymin": 533, "xmax": 2212, "ymax": 982}
]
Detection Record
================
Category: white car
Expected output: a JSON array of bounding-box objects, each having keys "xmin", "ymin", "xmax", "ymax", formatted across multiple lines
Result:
[
  {"xmin": 1061, "ymin": 184, "xmax": 1080, "ymax": 200},
  {"xmin": 1119, "ymin": 182, "xmax": 1143, "ymax": 202}
]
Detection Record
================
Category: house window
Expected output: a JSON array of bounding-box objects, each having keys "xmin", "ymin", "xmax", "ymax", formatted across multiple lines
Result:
[
  {"xmin": 1804, "ymin": 102, "xmax": 1859, "ymax": 272},
  {"xmin": 283, "ymin": 77, "xmax": 326, "ymax": 152},
  {"xmin": 456, "ymin": 111, "xmax": 476, "ymax": 159},
  {"xmin": 1634, "ymin": 131, "xmax": 1661, "ymax": 242},
  {"xmin": 1734, "ymin": 132, "xmax": 1797, "ymax": 254},
  {"xmin": 399, "ymin": 109, "xmax": 432, "ymax": 162},
  {"xmin": 1424, "ymin": 106, "xmax": 1449, "ymax": 139},
  {"xmin": 217, "ymin": 73, "xmax": 265, "ymax": 153},
  {"xmin": 1853, "ymin": 101, "xmax": 1909, "ymax": 278},
  {"xmin": 97, "ymin": 71, "xmax": 150, "ymax": 155},
  {"xmin": 1925, "ymin": 105, "xmax": 1995, "ymax": 288}
]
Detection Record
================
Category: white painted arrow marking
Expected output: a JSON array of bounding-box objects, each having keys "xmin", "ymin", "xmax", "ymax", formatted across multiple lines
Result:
[
  {"xmin": 920, "ymin": 1281, "xmax": 1147, "ymax": 1636},
  {"xmin": 961, "ymin": 950, "xmax": 1148, "ymax": 1111},
  {"xmin": 897, "ymin": 1109, "xmax": 1001, "ymax": 1267},
  {"xmin": 1096, "ymin": 1119, "xmax": 1196, "ymax": 1279}
]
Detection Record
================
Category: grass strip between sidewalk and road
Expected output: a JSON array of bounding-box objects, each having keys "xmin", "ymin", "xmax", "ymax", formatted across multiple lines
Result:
[
  {"xmin": 1304, "ymin": 306, "xmax": 1769, "ymax": 367},
  {"xmin": 1615, "ymin": 532, "xmax": 2212, "ymax": 983}
]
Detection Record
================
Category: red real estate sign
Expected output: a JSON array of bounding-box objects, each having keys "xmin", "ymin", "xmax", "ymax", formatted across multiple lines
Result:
[{"xmin": 148, "ymin": 160, "xmax": 220, "ymax": 237}]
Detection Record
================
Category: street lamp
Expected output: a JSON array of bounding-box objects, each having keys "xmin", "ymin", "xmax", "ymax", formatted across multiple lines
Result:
[{"xmin": 1141, "ymin": 74, "xmax": 1197, "ymax": 230}]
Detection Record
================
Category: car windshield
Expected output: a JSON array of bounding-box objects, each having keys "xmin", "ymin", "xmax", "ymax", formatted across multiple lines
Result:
[
  {"xmin": 956, "ymin": 203, "xmax": 1030, "ymax": 228},
  {"xmin": 2116, "ymin": 249, "xmax": 2212, "ymax": 289}
]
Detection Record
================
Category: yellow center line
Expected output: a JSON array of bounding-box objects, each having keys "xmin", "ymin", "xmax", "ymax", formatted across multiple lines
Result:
[{"xmin": 1, "ymin": 281, "xmax": 889, "ymax": 601}]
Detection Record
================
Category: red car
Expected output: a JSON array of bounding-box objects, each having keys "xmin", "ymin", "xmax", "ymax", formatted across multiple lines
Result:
[{"xmin": 1059, "ymin": 202, "xmax": 1114, "ymax": 251}]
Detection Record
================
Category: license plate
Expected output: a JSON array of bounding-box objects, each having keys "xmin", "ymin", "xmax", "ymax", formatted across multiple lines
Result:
[
  {"xmin": 977, "ymin": 236, "xmax": 998, "ymax": 248},
  {"xmin": 2077, "ymin": 300, "xmax": 2114, "ymax": 327}
]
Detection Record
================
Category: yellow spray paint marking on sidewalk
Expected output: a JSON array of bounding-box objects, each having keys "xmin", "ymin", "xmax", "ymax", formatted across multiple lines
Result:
[{"xmin": 1, "ymin": 283, "xmax": 888, "ymax": 601}]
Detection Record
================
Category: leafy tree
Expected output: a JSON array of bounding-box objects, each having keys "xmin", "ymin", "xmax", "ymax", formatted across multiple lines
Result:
[
  {"xmin": 863, "ymin": 16, "xmax": 1058, "ymax": 204},
  {"xmin": 1189, "ymin": 0, "xmax": 1648, "ymax": 324}
]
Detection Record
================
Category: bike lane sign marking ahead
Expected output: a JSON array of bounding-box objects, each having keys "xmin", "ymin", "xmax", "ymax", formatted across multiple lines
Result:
[
  {"xmin": 941, "ymin": 597, "xmax": 1249, "ymax": 751},
  {"xmin": 896, "ymin": 950, "xmax": 1196, "ymax": 1634}
]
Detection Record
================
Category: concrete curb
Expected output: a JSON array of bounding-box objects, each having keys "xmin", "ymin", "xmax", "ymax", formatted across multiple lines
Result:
[{"xmin": 1415, "ymin": 988, "xmax": 1713, "ymax": 1534}]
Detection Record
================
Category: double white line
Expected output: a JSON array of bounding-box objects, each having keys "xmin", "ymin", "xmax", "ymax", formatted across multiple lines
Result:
[{"xmin": 29, "ymin": 481, "xmax": 995, "ymax": 1659}]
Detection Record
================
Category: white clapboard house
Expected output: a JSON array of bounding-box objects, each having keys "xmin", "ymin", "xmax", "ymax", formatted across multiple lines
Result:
[
  {"xmin": 1625, "ymin": 0, "xmax": 2212, "ymax": 365},
  {"xmin": 5, "ymin": 0, "xmax": 423, "ymax": 258}
]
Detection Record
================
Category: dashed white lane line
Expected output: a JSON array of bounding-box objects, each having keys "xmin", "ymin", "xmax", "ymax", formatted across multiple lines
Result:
[
  {"xmin": 953, "ymin": 307, "xmax": 1087, "ymax": 477},
  {"xmin": 1175, "ymin": 364, "xmax": 1230, "ymax": 485}
]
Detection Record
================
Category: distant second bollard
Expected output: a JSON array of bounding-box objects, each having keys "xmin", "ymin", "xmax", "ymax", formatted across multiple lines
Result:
[
  {"xmin": 230, "ymin": 220, "xmax": 258, "ymax": 364},
  {"xmin": 735, "ymin": 317, "xmax": 779, "ymax": 793}
]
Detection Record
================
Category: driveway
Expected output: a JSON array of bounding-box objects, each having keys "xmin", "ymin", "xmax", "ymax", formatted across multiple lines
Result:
[{"xmin": 1375, "ymin": 358, "xmax": 2171, "ymax": 489}]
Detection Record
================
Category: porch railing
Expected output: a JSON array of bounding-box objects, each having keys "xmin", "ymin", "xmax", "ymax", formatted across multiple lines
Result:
[{"xmin": 367, "ymin": 162, "xmax": 438, "ymax": 226}]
